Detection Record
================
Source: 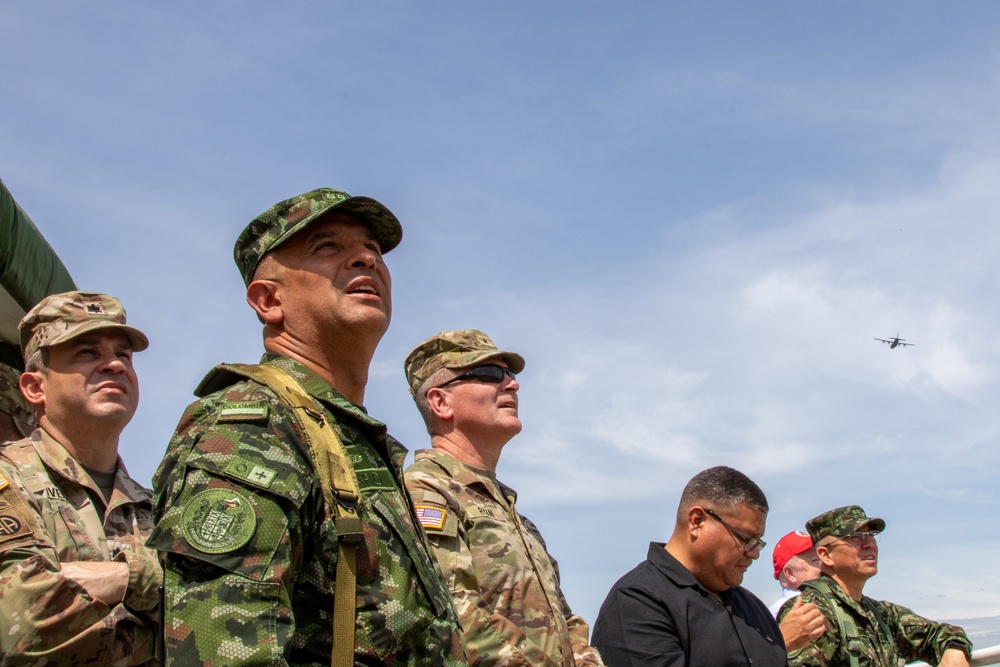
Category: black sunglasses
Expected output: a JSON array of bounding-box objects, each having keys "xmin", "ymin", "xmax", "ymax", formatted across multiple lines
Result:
[{"xmin": 437, "ymin": 364, "xmax": 517, "ymax": 388}]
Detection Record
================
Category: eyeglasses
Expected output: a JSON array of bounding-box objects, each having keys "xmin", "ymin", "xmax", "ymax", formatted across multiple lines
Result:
[
  {"xmin": 704, "ymin": 508, "xmax": 767, "ymax": 554},
  {"xmin": 436, "ymin": 364, "xmax": 517, "ymax": 389},
  {"xmin": 832, "ymin": 531, "xmax": 881, "ymax": 548}
]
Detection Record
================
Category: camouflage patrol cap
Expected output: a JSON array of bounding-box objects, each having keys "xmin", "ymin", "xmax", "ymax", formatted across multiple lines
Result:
[
  {"xmin": 0, "ymin": 363, "xmax": 34, "ymax": 437},
  {"xmin": 404, "ymin": 329, "xmax": 526, "ymax": 396},
  {"xmin": 18, "ymin": 291, "xmax": 150, "ymax": 363},
  {"xmin": 234, "ymin": 187, "xmax": 403, "ymax": 286},
  {"xmin": 806, "ymin": 505, "xmax": 886, "ymax": 544}
]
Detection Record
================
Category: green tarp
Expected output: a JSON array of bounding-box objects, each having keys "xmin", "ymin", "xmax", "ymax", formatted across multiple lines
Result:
[{"xmin": 0, "ymin": 178, "xmax": 76, "ymax": 369}]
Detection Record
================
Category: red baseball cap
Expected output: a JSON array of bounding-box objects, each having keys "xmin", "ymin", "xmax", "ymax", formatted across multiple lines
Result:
[{"xmin": 772, "ymin": 530, "xmax": 814, "ymax": 579}]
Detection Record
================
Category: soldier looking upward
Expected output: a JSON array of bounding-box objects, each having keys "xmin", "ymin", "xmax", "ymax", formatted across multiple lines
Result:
[
  {"xmin": 148, "ymin": 188, "xmax": 464, "ymax": 666},
  {"xmin": 782, "ymin": 505, "xmax": 972, "ymax": 667},
  {"xmin": 0, "ymin": 291, "xmax": 160, "ymax": 665},
  {"xmin": 403, "ymin": 329, "xmax": 605, "ymax": 667}
]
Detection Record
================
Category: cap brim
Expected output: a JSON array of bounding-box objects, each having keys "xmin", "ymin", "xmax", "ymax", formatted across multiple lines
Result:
[
  {"xmin": 452, "ymin": 350, "xmax": 526, "ymax": 374},
  {"xmin": 858, "ymin": 517, "xmax": 886, "ymax": 533},
  {"xmin": 44, "ymin": 321, "xmax": 149, "ymax": 353}
]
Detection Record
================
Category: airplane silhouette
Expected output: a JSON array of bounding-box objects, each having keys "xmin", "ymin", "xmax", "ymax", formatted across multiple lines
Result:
[{"xmin": 874, "ymin": 333, "xmax": 914, "ymax": 349}]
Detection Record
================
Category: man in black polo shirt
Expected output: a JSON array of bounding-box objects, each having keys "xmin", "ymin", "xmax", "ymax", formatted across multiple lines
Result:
[{"xmin": 592, "ymin": 466, "xmax": 786, "ymax": 667}]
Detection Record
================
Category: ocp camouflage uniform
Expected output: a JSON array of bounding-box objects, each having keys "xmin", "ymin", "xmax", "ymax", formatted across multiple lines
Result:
[
  {"xmin": 0, "ymin": 428, "xmax": 160, "ymax": 665},
  {"xmin": 148, "ymin": 355, "xmax": 466, "ymax": 667},
  {"xmin": 781, "ymin": 573, "xmax": 971, "ymax": 667},
  {"xmin": 405, "ymin": 448, "xmax": 602, "ymax": 667}
]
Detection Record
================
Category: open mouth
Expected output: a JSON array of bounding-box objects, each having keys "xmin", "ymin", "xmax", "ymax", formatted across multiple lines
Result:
[{"xmin": 348, "ymin": 284, "xmax": 379, "ymax": 296}]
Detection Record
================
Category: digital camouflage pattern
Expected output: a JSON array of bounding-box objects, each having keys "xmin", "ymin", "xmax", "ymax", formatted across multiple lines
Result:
[
  {"xmin": 148, "ymin": 355, "xmax": 465, "ymax": 667},
  {"xmin": 781, "ymin": 573, "xmax": 971, "ymax": 666},
  {"xmin": 0, "ymin": 362, "xmax": 34, "ymax": 439},
  {"xmin": 18, "ymin": 290, "xmax": 149, "ymax": 362},
  {"xmin": 0, "ymin": 428, "xmax": 160, "ymax": 665},
  {"xmin": 234, "ymin": 187, "xmax": 403, "ymax": 285},
  {"xmin": 806, "ymin": 506, "xmax": 886, "ymax": 543},
  {"xmin": 405, "ymin": 449, "xmax": 604, "ymax": 667},
  {"xmin": 403, "ymin": 329, "xmax": 526, "ymax": 396}
]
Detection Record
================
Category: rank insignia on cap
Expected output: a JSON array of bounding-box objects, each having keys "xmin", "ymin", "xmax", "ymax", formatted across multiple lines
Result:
[
  {"xmin": 182, "ymin": 488, "xmax": 257, "ymax": 554},
  {"xmin": 86, "ymin": 304, "xmax": 103, "ymax": 313},
  {"xmin": 415, "ymin": 505, "xmax": 446, "ymax": 530}
]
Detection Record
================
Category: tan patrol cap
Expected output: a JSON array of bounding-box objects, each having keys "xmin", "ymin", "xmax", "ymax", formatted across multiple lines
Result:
[
  {"xmin": 404, "ymin": 329, "xmax": 525, "ymax": 396},
  {"xmin": 18, "ymin": 291, "xmax": 150, "ymax": 363}
]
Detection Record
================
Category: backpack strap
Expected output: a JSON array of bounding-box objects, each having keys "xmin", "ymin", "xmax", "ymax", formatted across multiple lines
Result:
[
  {"xmin": 828, "ymin": 599, "xmax": 861, "ymax": 667},
  {"xmin": 219, "ymin": 363, "xmax": 362, "ymax": 667}
]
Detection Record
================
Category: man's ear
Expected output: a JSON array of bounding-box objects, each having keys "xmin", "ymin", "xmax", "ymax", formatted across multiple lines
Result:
[
  {"xmin": 425, "ymin": 387, "xmax": 454, "ymax": 422},
  {"xmin": 246, "ymin": 280, "xmax": 283, "ymax": 325},
  {"xmin": 816, "ymin": 544, "xmax": 835, "ymax": 568},
  {"xmin": 19, "ymin": 371, "xmax": 45, "ymax": 408},
  {"xmin": 687, "ymin": 506, "xmax": 707, "ymax": 537}
]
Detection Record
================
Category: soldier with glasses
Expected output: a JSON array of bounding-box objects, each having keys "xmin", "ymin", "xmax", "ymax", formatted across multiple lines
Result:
[{"xmin": 783, "ymin": 505, "xmax": 972, "ymax": 667}]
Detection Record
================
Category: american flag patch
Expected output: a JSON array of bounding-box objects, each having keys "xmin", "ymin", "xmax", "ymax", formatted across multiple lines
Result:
[{"xmin": 415, "ymin": 505, "xmax": 446, "ymax": 530}]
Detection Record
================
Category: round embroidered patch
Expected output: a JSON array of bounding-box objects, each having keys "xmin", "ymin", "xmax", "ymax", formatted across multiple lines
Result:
[{"xmin": 182, "ymin": 488, "xmax": 257, "ymax": 554}]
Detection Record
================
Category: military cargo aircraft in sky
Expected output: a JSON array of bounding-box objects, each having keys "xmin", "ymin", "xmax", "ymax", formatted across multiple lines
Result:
[{"xmin": 875, "ymin": 333, "xmax": 914, "ymax": 349}]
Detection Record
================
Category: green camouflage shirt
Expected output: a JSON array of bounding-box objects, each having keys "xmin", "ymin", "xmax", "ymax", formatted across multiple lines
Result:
[
  {"xmin": 0, "ymin": 428, "xmax": 160, "ymax": 665},
  {"xmin": 148, "ymin": 356, "xmax": 465, "ymax": 667},
  {"xmin": 781, "ymin": 573, "xmax": 971, "ymax": 667},
  {"xmin": 405, "ymin": 449, "xmax": 603, "ymax": 667}
]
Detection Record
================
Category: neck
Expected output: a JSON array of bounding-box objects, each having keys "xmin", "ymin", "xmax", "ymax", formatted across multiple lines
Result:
[
  {"xmin": 264, "ymin": 331, "xmax": 376, "ymax": 405},
  {"xmin": 430, "ymin": 432, "xmax": 506, "ymax": 472},
  {"xmin": 829, "ymin": 572, "xmax": 866, "ymax": 601},
  {"xmin": 38, "ymin": 417, "xmax": 120, "ymax": 472},
  {"xmin": 664, "ymin": 533, "xmax": 722, "ymax": 598}
]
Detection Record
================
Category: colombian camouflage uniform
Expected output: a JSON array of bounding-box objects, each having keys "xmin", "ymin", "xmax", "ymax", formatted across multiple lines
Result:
[
  {"xmin": 406, "ymin": 449, "xmax": 602, "ymax": 667},
  {"xmin": 148, "ymin": 355, "xmax": 466, "ymax": 667},
  {"xmin": 782, "ymin": 573, "xmax": 971, "ymax": 666},
  {"xmin": 0, "ymin": 427, "xmax": 159, "ymax": 665},
  {"xmin": 783, "ymin": 505, "xmax": 971, "ymax": 667}
]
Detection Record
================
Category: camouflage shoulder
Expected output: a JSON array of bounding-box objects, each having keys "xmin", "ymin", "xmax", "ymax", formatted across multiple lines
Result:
[
  {"xmin": 408, "ymin": 486, "xmax": 459, "ymax": 538},
  {"xmin": 0, "ymin": 464, "xmax": 42, "ymax": 550}
]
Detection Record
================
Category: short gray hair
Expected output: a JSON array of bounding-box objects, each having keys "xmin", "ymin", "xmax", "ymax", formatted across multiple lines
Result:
[{"xmin": 677, "ymin": 466, "xmax": 768, "ymax": 524}]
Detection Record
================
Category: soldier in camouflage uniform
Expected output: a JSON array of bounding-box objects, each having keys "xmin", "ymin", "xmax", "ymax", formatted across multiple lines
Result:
[
  {"xmin": 0, "ymin": 362, "xmax": 35, "ymax": 442},
  {"xmin": 781, "ymin": 505, "xmax": 972, "ymax": 667},
  {"xmin": 0, "ymin": 291, "xmax": 160, "ymax": 665},
  {"xmin": 147, "ymin": 188, "xmax": 465, "ymax": 666},
  {"xmin": 403, "ymin": 329, "xmax": 604, "ymax": 667}
]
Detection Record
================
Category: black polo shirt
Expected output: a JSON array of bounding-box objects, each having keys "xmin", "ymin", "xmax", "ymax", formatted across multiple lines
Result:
[{"xmin": 592, "ymin": 543, "xmax": 787, "ymax": 667}]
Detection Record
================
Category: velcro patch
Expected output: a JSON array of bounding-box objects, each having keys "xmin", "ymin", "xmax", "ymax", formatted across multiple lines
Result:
[
  {"xmin": 468, "ymin": 504, "xmax": 505, "ymax": 521},
  {"xmin": 217, "ymin": 402, "xmax": 269, "ymax": 423},
  {"xmin": 225, "ymin": 456, "xmax": 277, "ymax": 489},
  {"xmin": 0, "ymin": 495, "xmax": 35, "ymax": 546},
  {"xmin": 0, "ymin": 471, "xmax": 8, "ymax": 492},
  {"xmin": 415, "ymin": 505, "xmax": 447, "ymax": 531},
  {"xmin": 182, "ymin": 488, "xmax": 257, "ymax": 554}
]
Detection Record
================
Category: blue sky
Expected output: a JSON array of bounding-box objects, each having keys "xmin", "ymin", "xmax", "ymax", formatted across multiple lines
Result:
[{"xmin": 3, "ymin": 2, "xmax": 999, "ymax": 634}]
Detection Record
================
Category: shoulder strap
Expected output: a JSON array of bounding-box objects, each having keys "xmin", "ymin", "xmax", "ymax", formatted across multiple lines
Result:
[
  {"xmin": 219, "ymin": 363, "xmax": 361, "ymax": 667},
  {"xmin": 829, "ymin": 598, "xmax": 861, "ymax": 667}
]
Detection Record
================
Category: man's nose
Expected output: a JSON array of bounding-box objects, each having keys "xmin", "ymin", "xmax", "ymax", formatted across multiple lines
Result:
[{"xmin": 349, "ymin": 244, "xmax": 379, "ymax": 269}]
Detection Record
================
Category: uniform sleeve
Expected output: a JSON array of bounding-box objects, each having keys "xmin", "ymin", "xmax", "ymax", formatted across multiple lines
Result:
[
  {"xmin": 148, "ymin": 392, "xmax": 317, "ymax": 667},
  {"xmin": 879, "ymin": 600, "xmax": 973, "ymax": 664},
  {"xmin": 536, "ymin": 534, "xmax": 604, "ymax": 667},
  {"xmin": 782, "ymin": 588, "xmax": 837, "ymax": 667},
  {"xmin": 406, "ymin": 472, "xmax": 565, "ymax": 667},
  {"xmin": 0, "ymin": 469, "xmax": 157, "ymax": 665}
]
